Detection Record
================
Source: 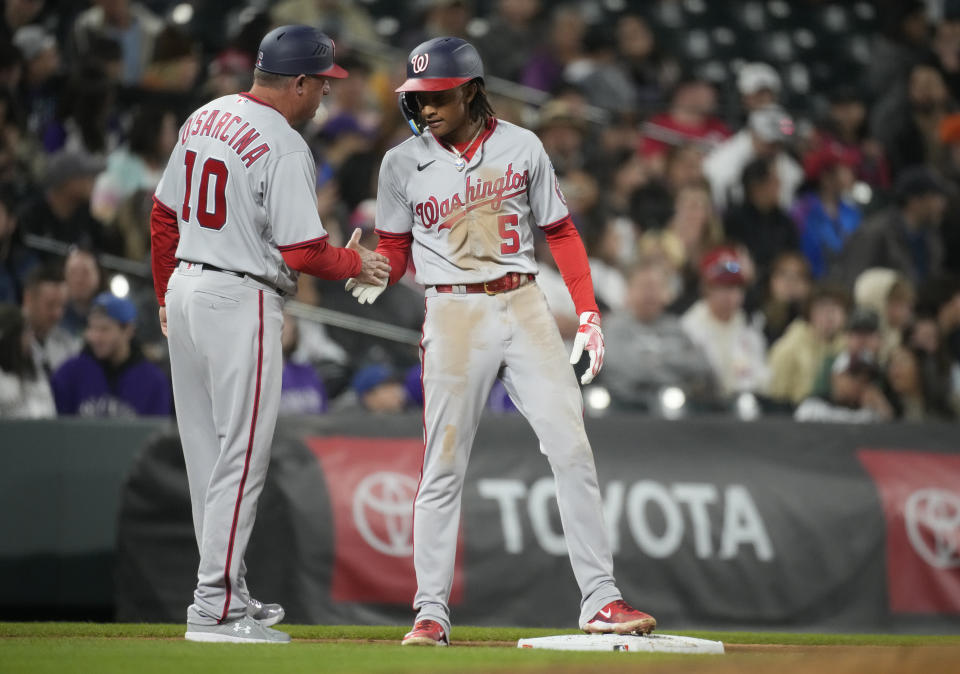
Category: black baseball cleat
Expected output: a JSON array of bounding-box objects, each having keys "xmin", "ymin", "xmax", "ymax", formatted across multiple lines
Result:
[{"xmin": 247, "ymin": 598, "xmax": 285, "ymax": 627}]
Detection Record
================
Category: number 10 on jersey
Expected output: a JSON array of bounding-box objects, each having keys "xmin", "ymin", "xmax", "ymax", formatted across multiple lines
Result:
[{"xmin": 182, "ymin": 150, "xmax": 229, "ymax": 230}]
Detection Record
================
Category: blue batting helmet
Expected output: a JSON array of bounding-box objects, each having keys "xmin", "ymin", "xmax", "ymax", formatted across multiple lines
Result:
[
  {"xmin": 255, "ymin": 25, "xmax": 348, "ymax": 79},
  {"xmin": 395, "ymin": 36, "xmax": 483, "ymax": 92}
]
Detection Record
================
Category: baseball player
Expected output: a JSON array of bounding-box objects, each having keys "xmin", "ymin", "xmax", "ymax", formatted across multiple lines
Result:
[
  {"xmin": 150, "ymin": 25, "xmax": 389, "ymax": 643},
  {"xmin": 347, "ymin": 37, "xmax": 657, "ymax": 646}
]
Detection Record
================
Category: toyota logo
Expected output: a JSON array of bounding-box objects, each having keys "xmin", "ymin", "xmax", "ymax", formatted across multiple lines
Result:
[
  {"xmin": 904, "ymin": 488, "xmax": 960, "ymax": 569},
  {"xmin": 411, "ymin": 53, "xmax": 430, "ymax": 74},
  {"xmin": 352, "ymin": 471, "xmax": 418, "ymax": 557}
]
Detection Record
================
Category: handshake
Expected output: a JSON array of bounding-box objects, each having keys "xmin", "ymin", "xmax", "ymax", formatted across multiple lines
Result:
[{"xmin": 345, "ymin": 227, "xmax": 389, "ymax": 304}]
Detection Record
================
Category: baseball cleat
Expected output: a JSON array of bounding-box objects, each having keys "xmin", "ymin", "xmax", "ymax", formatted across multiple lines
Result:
[
  {"xmin": 402, "ymin": 619, "xmax": 449, "ymax": 646},
  {"xmin": 185, "ymin": 615, "xmax": 291, "ymax": 643},
  {"xmin": 582, "ymin": 600, "xmax": 657, "ymax": 635},
  {"xmin": 247, "ymin": 598, "xmax": 285, "ymax": 627}
]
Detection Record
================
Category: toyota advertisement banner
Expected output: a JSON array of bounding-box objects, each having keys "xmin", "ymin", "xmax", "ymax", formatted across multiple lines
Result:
[{"xmin": 114, "ymin": 415, "xmax": 960, "ymax": 632}]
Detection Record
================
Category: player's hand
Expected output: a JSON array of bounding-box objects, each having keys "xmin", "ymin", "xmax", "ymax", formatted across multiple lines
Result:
[
  {"xmin": 569, "ymin": 311, "xmax": 604, "ymax": 385},
  {"xmin": 346, "ymin": 228, "xmax": 391, "ymax": 285},
  {"xmin": 345, "ymin": 277, "xmax": 387, "ymax": 305},
  {"xmin": 158, "ymin": 307, "xmax": 168, "ymax": 338}
]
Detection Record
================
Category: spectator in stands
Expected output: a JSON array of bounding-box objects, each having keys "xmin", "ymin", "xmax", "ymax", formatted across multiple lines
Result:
[
  {"xmin": 703, "ymin": 104, "xmax": 803, "ymax": 212},
  {"xmin": 91, "ymin": 106, "xmax": 177, "ymax": 260},
  {"xmin": 724, "ymin": 156, "xmax": 799, "ymax": 275},
  {"xmin": 536, "ymin": 99, "xmax": 588, "ymax": 177},
  {"xmin": 866, "ymin": 0, "xmax": 930, "ymax": 99},
  {"xmin": 639, "ymin": 78, "xmax": 729, "ymax": 175},
  {"xmin": 279, "ymin": 310, "xmax": 327, "ymax": 416},
  {"xmin": 809, "ymin": 306, "xmax": 884, "ymax": 399},
  {"xmin": 854, "ymin": 268, "xmax": 915, "ymax": 358},
  {"xmin": 630, "ymin": 142, "xmax": 705, "ymax": 232},
  {"xmin": 582, "ymin": 215, "xmax": 631, "ymax": 312},
  {"xmin": 0, "ymin": 302, "xmax": 54, "ymax": 418},
  {"xmin": 13, "ymin": 24, "xmax": 61, "ymax": 142},
  {"xmin": 21, "ymin": 264, "xmax": 77, "ymax": 377},
  {"xmin": 59, "ymin": 246, "xmax": 101, "ymax": 338},
  {"xmin": 736, "ymin": 62, "xmax": 781, "ymax": 116},
  {"xmin": 934, "ymin": 9, "xmax": 960, "ymax": 102},
  {"xmin": 476, "ymin": 0, "xmax": 542, "ymax": 82},
  {"xmin": 566, "ymin": 23, "xmax": 641, "ymax": 117},
  {"xmin": 766, "ymin": 284, "xmax": 849, "ymax": 405},
  {"xmin": 140, "ymin": 24, "xmax": 201, "ymax": 95},
  {"xmin": 795, "ymin": 350, "xmax": 893, "ymax": 423},
  {"xmin": 681, "ymin": 246, "xmax": 768, "ymax": 399},
  {"xmin": 615, "ymin": 12, "xmax": 679, "ymax": 116},
  {"xmin": 809, "ymin": 86, "xmax": 891, "ymax": 191},
  {"xmin": 521, "ymin": 4, "xmax": 585, "ymax": 93},
  {"xmin": 792, "ymin": 143, "xmax": 862, "ymax": 279},
  {"xmin": 759, "ymin": 250, "xmax": 813, "ymax": 345},
  {"xmin": 51, "ymin": 292, "xmax": 170, "ymax": 417},
  {"xmin": 603, "ymin": 259, "xmax": 716, "ymax": 410},
  {"xmin": 663, "ymin": 181, "xmax": 724, "ymax": 314},
  {"xmin": 884, "ymin": 343, "xmax": 956, "ymax": 421},
  {"xmin": 349, "ymin": 363, "xmax": 409, "ymax": 414},
  {"xmin": 18, "ymin": 149, "xmax": 122, "ymax": 255},
  {"xmin": 403, "ymin": 0, "xmax": 472, "ymax": 47},
  {"xmin": 72, "ymin": 0, "xmax": 163, "ymax": 87},
  {"xmin": 0, "ymin": 182, "xmax": 38, "ymax": 304},
  {"xmin": 836, "ymin": 166, "xmax": 947, "ymax": 286},
  {"xmin": 877, "ymin": 63, "xmax": 953, "ymax": 177}
]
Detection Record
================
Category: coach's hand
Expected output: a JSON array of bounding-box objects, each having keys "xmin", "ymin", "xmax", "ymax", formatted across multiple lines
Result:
[
  {"xmin": 569, "ymin": 311, "xmax": 604, "ymax": 385},
  {"xmin": 159, "ymin": 307, "xmax": 168, "ymax": 338},
  {"xmin": 345, "ymin": 277, "xmax": 387, "ymax": 305},
  {"xmin": 347, "ymin": 228, "xmax": 391, "ymax": 286}
]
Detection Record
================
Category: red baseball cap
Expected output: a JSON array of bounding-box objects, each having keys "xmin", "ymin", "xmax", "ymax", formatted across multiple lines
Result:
[{"xmin": 700, "ymin": 246, "xmax": 746, "ymax": 286}]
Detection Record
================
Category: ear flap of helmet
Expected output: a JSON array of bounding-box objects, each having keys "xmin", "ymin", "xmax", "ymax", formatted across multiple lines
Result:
[{"xmin": 398, "ymin": 92, "xmax": 425, "ymax": 136}]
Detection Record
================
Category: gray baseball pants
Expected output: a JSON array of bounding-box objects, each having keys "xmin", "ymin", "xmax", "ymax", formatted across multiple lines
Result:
[
  {"xmin": 166, "ymin": 262, "xmax": 284, "ymax": 625},
  {"xmin": 412, "ymin": 282, "xmax": 621, "ymax": 636}
]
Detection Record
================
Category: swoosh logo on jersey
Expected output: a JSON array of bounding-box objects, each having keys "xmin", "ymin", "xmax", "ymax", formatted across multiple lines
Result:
[
  {"xmin": 417, "ymin": 160, "xmax": 436, "ymax": 171},
  {"xmin": 599, "ymin": 608, "xmax": 612, "ymax": 619}
]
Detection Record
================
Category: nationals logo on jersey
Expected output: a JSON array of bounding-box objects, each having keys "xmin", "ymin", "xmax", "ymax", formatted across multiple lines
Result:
[{"xmin": 414, "ymin": 163, "xmax": 529, "ymax": 231}]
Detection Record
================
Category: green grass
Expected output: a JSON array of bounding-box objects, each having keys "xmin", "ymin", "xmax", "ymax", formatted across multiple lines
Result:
[{"xmin": 1, "ymin": 623, "xmax": 959, "ymax": 674}]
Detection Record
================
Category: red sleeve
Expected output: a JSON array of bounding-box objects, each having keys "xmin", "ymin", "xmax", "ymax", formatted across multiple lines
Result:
[
  {"xmin": 543, "ymin": 217, "xmax": 598, "ymax": 315},
  {"xmin": 280, "ymin": 238, "xmax": 362, "ymax": 280},
  {"xmin": 150, "ymin": 197, "xmax": 179, "ymax": 307},
  {"xmin": 374, "ymin": 229, "xmax": 413, "ymax": 286}
]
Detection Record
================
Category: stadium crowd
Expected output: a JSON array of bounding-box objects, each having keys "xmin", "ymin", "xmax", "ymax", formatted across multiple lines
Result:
[{"xmin": 0, "ymin": 0, "xmax": 959, "ymax": 423}]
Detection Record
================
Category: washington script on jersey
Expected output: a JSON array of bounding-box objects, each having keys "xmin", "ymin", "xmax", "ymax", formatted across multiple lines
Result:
[
  {"xmin": 178, "ymin": 104, "xmax": 271, "ymax": 168},
  {"xmin": 414, "ymin": 163, "xmax": 529, "ymax": 230}
]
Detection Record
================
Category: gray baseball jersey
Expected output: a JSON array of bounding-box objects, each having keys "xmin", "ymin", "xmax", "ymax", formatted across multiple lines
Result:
[
  {"xmin": 155, "ymin": 92, "xmax": 329, "ymax": 295},
  {"xmin": 376, "ymin": 119, "xmax": 569, "ymax": 284},
  {"xmin": 376, "ymin": 118, "xmax": 622, "ymax": 638}
]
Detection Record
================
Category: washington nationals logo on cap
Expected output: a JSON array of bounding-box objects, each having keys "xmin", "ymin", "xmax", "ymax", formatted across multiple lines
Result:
[
  {"xmin": 412, "ymin": 53, "xmax": 430, "ymax": 74},
  {"xmin": 256, "ymin": 50, "xmax": 263, "ymax": 67}
]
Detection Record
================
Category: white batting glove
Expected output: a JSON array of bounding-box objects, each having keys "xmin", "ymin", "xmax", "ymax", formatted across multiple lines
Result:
[
  {"xmin": 345, "ymin": 277, "xmax": 387, "ymax": 305},
  {"xmin": 569, "ymin": 311, "xmax": 604, "ymax": 385}
]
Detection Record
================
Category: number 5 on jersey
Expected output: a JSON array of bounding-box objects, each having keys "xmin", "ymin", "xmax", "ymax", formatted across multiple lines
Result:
[
  {"xmin": 182, "ymin": 150, "xmax": 229, "ymax": 230},
  {"xmin": 498, "ymin": 214, "xmax": 520, "ymax": 254}
]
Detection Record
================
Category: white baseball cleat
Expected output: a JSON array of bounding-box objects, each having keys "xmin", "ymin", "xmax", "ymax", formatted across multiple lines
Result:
[{"xmin": 185, "ymin": 615, "xmax": 291, "ymax": 643}]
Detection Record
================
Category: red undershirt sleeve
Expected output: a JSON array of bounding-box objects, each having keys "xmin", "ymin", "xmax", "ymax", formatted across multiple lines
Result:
[
  {"xmin": 279, "ymin": 238, "xmax": 362, "ymax": 280},
  {"xmin": 543, "ymin": 217, "xmax": 599, "ymax": 316},
  {"xmin": 150, "ymin": 197, "xmax": 179, "ymax": 308},
  {"xmin": 374, "ymin": 230, "xmax": 413, "ymax": 286}
]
